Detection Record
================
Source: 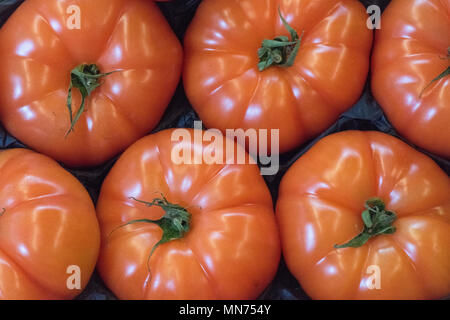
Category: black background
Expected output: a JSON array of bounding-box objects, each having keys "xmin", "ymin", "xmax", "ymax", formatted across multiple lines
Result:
[{"xmin": 0, "ymin": 0, "xmax": 448, "ymax": 300}]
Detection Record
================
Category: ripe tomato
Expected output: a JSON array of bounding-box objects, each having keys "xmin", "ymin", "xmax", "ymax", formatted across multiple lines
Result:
[
  {"xmin": 0, "ymin": 0, "xmax": 182, "ymax": 167},
  {"xmin": 183, "ymin": 0, "xmax": 373, "ymax": 154},
  {"xmin": 96, "ymin": 129, "xmax": 280, "ymax": 299},
  {"xmin": 276, "ymin": 131, "xmax": 450, "ymax": 299},
  {"xmin": 372, "ymin": 0, "xmax": 450, "ymax": 158},
  {"xmin": 0, "ymin": 148, "xmax": 100, "ymax": 299}
]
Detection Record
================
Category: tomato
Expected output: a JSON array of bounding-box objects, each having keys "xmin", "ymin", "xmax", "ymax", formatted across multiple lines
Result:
[
  {"xmin": 0, "ymin": 148, "xmax": 100, "ymax": 299},
  {"xmin": 276, "ymin": 131, "xmax": 450, "ymax": 299},
  {"xmin": 183, "ymin": 0, "xmax": 373, "ymax": 154},
  {"xmin": 96, "ymin": 129, "xmax": 280, "ymax": 299},
  {"xmin": 371, "ymin": 0, "xmax": 450, "ymax": 158},
  {"xmin": 0, "ymin": 0, "xmax": 182, "ymax": 167}
]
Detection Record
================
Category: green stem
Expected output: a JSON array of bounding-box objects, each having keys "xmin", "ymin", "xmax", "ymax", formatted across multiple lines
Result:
[
  {"xmin": 334, "ymin": 198, "xmax": 397, "ymax": 249},
  {"xmin": 0, "ymin": 208, "xmax": 5, "ymax": 217},
  {"xmin": 258, "ymin": 8, "xmax": 304, "ymax": 71},
  {"xmin": 110, "ymin": 195, "xmax": 191, "ymax": 273},
  {"xmin": 420, "ymin": 47, "xmax": 450, "ymax": 97},
  {"xmin": 66, "ymin": 64, "xmax": 118, "ymax": 136}
]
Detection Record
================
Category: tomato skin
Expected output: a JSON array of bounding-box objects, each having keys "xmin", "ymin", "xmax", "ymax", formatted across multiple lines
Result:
[
  {"xmin": 183, "ymin": 0, "xmax": 373, "ymax": 154},
  {"xmin": 372, "ymin": 0, "xmax": 450, "ymax": 158},
  {"xmin": 0, "ymin": 148, "xmax": 100, "ymax": 300},
  {"xmin": 0, "ymin": 0, "xmax": 182, "ymax": 167},
  {"xmin": 96, "ymin": 129, "xmax": 280, "ymax": 299},
  {"xmin": 276, "ymin": 131, "xmax": 450, "ymax": 300}
]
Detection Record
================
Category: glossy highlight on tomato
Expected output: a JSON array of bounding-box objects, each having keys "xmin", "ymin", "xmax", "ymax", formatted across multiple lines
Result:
[
  {"xmin": 276, "ymin": 131, "xmax": 450, "ymax": 300},
  {"xmin": 184, "ymin": 0, "xmax": 373, "ymax": 153},
  {"xmin": 96, "ymin": 129, "xmax": 281, "ymax": 299},
  {"xmin": 0, "ymin": 0, "xmax": 182, "ymax": 167},
  {"xmin": 0, "ymin": 148, "xmax": 100, "ymax": 299},
  {"xmin": 372, "ymin": 0, "xmax": 450, "ymax": 158}
]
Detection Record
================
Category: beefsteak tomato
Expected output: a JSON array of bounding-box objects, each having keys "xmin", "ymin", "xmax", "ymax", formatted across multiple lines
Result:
[
  {"xmin": 183, "ymin": 0, "xmax": 373, "ymax": 153},
  {"xmin": 96, "ymin": 129, "xmax": 280, "ymax": 299},
  {"xmin": 0, "ymin": 0, "xmax": 182, "ymax": 167},
  {"xmin": 276, "ymin": 131, "xmax": 450, "ymax": 299},
  {"xmin": 0, "ymin": 148, "xmax": 100, "ymax": 299},
  {"xmin": 372, "ymin": 0, "xmax": 450, "ymax": 158}
]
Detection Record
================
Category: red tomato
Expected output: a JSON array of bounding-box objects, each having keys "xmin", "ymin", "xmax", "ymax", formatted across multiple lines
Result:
[
  {"xmin": 372, "ymin": 0, "xmax": 450, "ymax": 158},
  {"xmin": 183, "ymin": 0, "xmax": 373, "ymax": 153},
  {"xmin": 0, "ymin": 148, "xmax": 100, "ymax": 299},
  {"xmin": 0, "ymin": 0, "xmax": 182, "ymax": 167},
  {"xmin": 276, "ymin": 131, "xmax": 450, "ymax": 299},
  {"xmin": 96, "ymin": 129, "xmax": 280, "ymax": 299}
]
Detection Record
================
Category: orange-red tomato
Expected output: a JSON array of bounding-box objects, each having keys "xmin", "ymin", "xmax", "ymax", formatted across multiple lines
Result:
[
  {"xmin": 372, "ymin": 0, "xmax": 450, "ymax": 158},
  {"xmin": 96, "ymin": 129, "xmax": 280, "ymax": 299},
  {"xmin": 183, "ymin": 0, "xmax": 373, "ymax": 154},
  {"xmin": 0, "ymin": 0, "xmax": 182, "ymax": 167},
  {"xmin": 0, "ymin": 148, "xmax": 100, "ymax": 299},
  {"xmin": 276, "ymin": 131, "xmax": 450, "ymax": 299}
]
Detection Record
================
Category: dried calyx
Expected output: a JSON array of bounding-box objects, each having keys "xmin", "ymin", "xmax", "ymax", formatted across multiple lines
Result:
[
  {"xmin": 258, "ymin": 8, "xmax": 304, "ymax": 72},
  {"xmin": 109, "ymin": 195, "xmax": 191, "ymax": 273},
  {"xmin": 420, "ymin": 47, "xmax": 450, "ymax": 97},
  {"xmin": 334, "ymin": 198, "xmax": 397, "ymax": 249},
  {"xmin": 65, "ymin": 64, "xmax": 118, "ymax": 136}
]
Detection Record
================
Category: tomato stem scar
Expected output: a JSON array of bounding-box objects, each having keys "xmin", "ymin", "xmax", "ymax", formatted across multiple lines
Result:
[
  {"xmin": 334, "ymin": 198, "xmax": 397, "ymax": 249},
  {"xmin": 419, "ymin": 47, "xmax": 450, "ymax": 97},
  {"xmin": 109, "ymin": 195, "xmax": 191, "ymax": 274},
  {"xmin": 65, "ymin": 64, "xmax": 119, "ymax": 137},
  {"xmin": 257, "ymin": 7, "xmax": 304, "ymax": 71}
]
